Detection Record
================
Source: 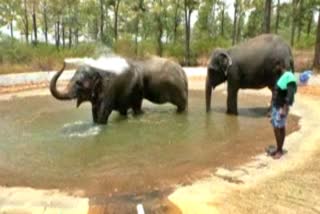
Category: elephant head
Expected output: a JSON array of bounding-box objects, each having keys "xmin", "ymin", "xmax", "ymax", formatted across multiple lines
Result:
[
  {"xmin": 50, "ymin": 63, "xmax": 103, "ymax": 107},
  {"xmin": 206, "ymin": 49, "xmax": 232, "ymax": 112}
]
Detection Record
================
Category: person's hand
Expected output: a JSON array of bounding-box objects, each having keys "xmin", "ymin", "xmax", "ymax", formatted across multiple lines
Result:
[{"xmin": 280, "ymin": 105, "xmax": 288, "ymax": 117}]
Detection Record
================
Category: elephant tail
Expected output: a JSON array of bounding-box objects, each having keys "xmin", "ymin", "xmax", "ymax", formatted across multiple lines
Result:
[
  {"xmin": 288, "ymin": 46, "xmax": 295, "ymax": 73},
  {"xmin": 181, "ymin": 67, "xmax": 188, "ymax": 100},
  {"xmin": 290, "ymin": 58, "xmax": 295, "ymax": 73}
]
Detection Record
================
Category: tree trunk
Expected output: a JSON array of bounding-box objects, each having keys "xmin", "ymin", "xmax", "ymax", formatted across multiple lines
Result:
[
  {"xmin": 211, "ymin": 2, "xmax": 216, "ymax": 36},
  {"xmin": 75, "ymin": 28, "xmax": 79, "ymax": 45},
  {"xmin": 156, "ymin": 15, "xmax": 163, "ymax": 57},
  {"xmin": 237, "ymin": 1, "xmax": 242, "ymax": 42},
  {"xmin": 114, "ymin": 0, "xmax": 121, "ymax": 42},
  {"xmin": 69, "ymin": 26, "xmax": 72, "ymax": 48},
  {"xmin": 275, "ymin": 0, "xmax": 280, "ymax": 33},
  {"xmin": 221, "ymin": 3, "xmax": 225, "ymax": 37},
  {"xmin": 32, "ymin": 2, "xmax": 38, "ymax": 45},
  {"xmin": 297, "ymin": 0, "xmax": 304, "ymax": 42},
  {"xmin": 263, "ymin": 0, "xmax": 272, "ymax": 33},
  {"xmin": 10, "ymin": 21, "xmax": 13, "ymax": 40},
  {"xmin": 290, "ymin": 0, "xmax": 297, "ymax": 46},
  {"xmin": 62, "ymin": 23, "xmax": 65, "ymax": 48},
  {"xmin": 24, "ymin": 0, "xmax": 29, "ymax": 43},
  {"xmin": 307, "ymin": 11, "xmax": 313, "ymax": 36},
  {"xmin": 232, "ymin": 0, "xmax": 238, "ymax": 45},
  {"xmin": 134, "ymin": 17, "xmax": 139, "ymax": 56},
  {"xmin": 314, "ymin": 9, "xmax": 320, "ymax": 70},
  {"xmin": 56, "ymin": 20, "xmax": 60, "ymax": 49},
  {"xmin": 237, "ymin": 12, "xmax": 242, "ymax": 42},
  {"xmin": 184, "ymin": 0, "xmax": 192, "ymax": 66},
  {"xmin": 99, "ymin": 0, "xmax": 104, "ymax": 42},
  {"xmin": 43, "ymin": 5, "xmax": 48, "ymax": 44},
  {"xmin": 173, "ymin": 0, "xmax": 179, "ymax": 43}
]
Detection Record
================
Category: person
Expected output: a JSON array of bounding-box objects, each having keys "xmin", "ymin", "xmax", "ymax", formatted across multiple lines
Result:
[{"xmin": 269, "ymin": 65, "xmax": 297, "ymax": 159}]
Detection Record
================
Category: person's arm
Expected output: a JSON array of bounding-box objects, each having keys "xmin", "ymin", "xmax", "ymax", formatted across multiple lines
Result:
[
  {"xmin": 280, "ymin": 82, "xmax": 296, "ymax": 116},
  {"xmin": 285, "ymin": 82, "xmax": 297, "ymax": 106}
]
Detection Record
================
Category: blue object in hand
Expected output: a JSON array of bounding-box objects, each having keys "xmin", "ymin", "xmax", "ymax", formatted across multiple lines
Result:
[{"xmin": 299, "ymin": 70, "xmax": 312, "ymax": 84}]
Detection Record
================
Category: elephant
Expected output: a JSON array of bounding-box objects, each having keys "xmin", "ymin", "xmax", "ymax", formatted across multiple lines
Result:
[
  {"xmin": 206, "ymin": 34, "xmax": 294, "ymax": 114},
  {"xmin": 50, "ymin": 56, "xmax": 188, "ymax": 125},
  {"xmin": 136, "ymin": 57, "xmax": 188, "ymax": 112},
  {"xmin": 50, "ymin": 57, "xmax": 144, "ymax": 124}
]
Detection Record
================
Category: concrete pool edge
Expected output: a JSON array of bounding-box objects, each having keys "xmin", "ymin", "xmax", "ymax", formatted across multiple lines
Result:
[
  {"xmin": 0, "ymin": 186, "xmax": 89, "ymax": 213},
  {"xmin": 168, "ymin": 92, "xmax": 320, "ymax": 214}
]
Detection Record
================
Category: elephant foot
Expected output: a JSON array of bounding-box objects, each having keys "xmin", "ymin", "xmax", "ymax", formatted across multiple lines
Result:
[
  {"xmin": 119, "ymin": 110, "xmax": 128, "ymax": 117},
  {"xmin": 133, "ymin": 109, "xmax": 144, "ymax": 116},
  {"xmin": 177, "ymin": 107, "xmax": 186, "ymax": 113},
  {"xmin": 226, "ymin": 109, "xmax": 238, "ymax": 115}
]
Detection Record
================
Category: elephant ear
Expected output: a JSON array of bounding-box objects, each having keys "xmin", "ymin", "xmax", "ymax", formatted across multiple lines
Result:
[
  {"xmin": 91, "ymin": 72, "xmax": 103, "ymax": 98},
  {"xmin": 208, "ymin": 50, "xmax": 232, "ymax": 77},
  {"xmin": 218, "ymin": 52, "xmax": 232, "ymax": 76}
]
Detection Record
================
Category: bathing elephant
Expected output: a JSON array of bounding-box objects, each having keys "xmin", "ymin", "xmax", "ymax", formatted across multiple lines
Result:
[
  {"xmin": 50, "ymin": 57, "xmax": 144, "ymax": 124},
  {"xmin": 206, "ymin": 34, "xmax": 294, "ymax": 114},
  {"xmin": 50, "ymin": 56, "xmax": 188, "ymax": 125}
]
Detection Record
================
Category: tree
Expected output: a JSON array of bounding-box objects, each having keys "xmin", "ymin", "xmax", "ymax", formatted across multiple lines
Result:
[
  {"xmin": 314, "ymin": 7, "xmax": 320, "ymax": 70},
  {"xmin": 39, "ymin": 0, "xmax": 49, "ymax": 44},
  {"xmin": 23, "ymin": 0, "xmax": 29, "ymax": 43},
  {"xmin": 275, "ymin": 0, "xmax": 280, "ymax": 33},
  {"xmin": 236, "ymin": 0, "xmax": 244, "ymax": 42},
  {"xmin": 31, "ymin": 0, "xmax": 38, "ymax": 45},
  {"xmin": 290, "ymin": 0, "xmax": 298, "ymax": 46},
  {"xmin": 0, "ymin": 0, "xmax": 19, "ymax": 40},
  {"xmin": 297, "ymin": 0, "xmax": 304, "ymax": 41},
  {"xmin": 263, "ymin": 0, "xmax": 272, "ymax": 33},
  {"xmin": 220, "ymin": 1, "xmax": 225, "ymax": 36},
  {"xmin": 184, "ymin": 0, "xmax": 197, "ymax": 65},
  {"xmin": 152, "ymin": 0, "xmax": 165, "ymax": 56},
  {"xmin": 172, "ymin": 0, "xmax": 182, "ymax": 43},
  {"xmin": 232, "ymin": 0, "xmax": 239, "ymax": 45},
  {"xmin": 99, "ymin": 0, "xmax": 105, "ymax": 42},
  {"xmin": 109, "ymin": 0, "xmax": 122, "ymax": 41}
]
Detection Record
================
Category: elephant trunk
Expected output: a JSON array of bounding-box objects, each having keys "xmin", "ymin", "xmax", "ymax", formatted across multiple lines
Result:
[
  {"xmin": 205, "ymin": 71, "xmax": 212, "ymax": 112},
  {"xmin": 50, "ymin": 62, "xmax": 73, "ymax": 100}
]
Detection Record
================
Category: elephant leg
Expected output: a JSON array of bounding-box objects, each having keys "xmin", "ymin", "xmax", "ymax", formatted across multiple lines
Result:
[
  {"xmin": 119, "ymin": 108, "xmax": 128, "ymax": 117},
  {"xmin": 177, "ymin": 100, "xmax": 187, "ymax": 113},
  {"xmin": 174, "ymin": 95, "xmax": 187, "ymax": 113},
  {"xmin": 132, "ymin": 99, "xmax": 143, "ymax": 115},
  {"xmin": 96, "ymin": 99, "xmax": 112, "ymax": 124},
  {"xmin": 91, "ymin": 104, "xmax": 98, "ymax": 123},
  {"xmin": 267, "ymin": 86, "xmax": 274, "ymax": 117},
  {"xmin": 226, "ymin": 86, "xmax": 239, "ymax": 115}
]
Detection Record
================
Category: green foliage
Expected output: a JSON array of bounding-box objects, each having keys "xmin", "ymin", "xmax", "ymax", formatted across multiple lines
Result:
[
  {"xmin": 192, "ymin": 35, "xmax": 231, "ymax": 57},
  {"xmin": 0, "ymin": 35, "xmax": 95, "ymax": 72},
  {"xmin": 245, "ymin": 8, "xmax": 263, "ymax": 38},
  {"xmin": 295, "ymin": 34, "xmax": 317, "ymax": 49},
  {"xmin": 0, "ymin": 0, "xmax": 319, "ymax": 72},
  {"xmin": 164, "ymin": 42, "xmax": 185, "ymax": 63}
]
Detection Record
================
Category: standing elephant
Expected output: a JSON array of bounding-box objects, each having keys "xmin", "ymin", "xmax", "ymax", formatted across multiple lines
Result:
[
  {"xmin": 206, "ymin": 34, "xmax": 294, "ymax": 114},
  {"xmin": 137, "ymin": 57, "xmax": 188, "ymax": 112},
  {"xmin": 50, "ymin": 56, "xmax": 188, "ymax": 125}
]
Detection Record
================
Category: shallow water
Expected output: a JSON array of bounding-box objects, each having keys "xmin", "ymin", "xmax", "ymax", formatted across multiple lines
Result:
[{"xmin": 0, "ymin": 90, "xmax": 299, "ymax": 212}]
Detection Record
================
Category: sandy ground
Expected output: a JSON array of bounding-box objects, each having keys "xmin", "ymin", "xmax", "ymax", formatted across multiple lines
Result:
[
  {"xmin": 0, "ymin": 71, "xmax": 319, "ymax": 213},
  {"xmin": 169, "ymin": 77, "xmax": 320, "ymax": 214}
]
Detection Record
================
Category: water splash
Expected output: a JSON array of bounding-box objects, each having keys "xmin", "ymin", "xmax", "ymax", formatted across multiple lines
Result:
[
  {"xmin": 64, "ymin": 56, "xmax": 129, "ymax": 75},
  {"xmin": 61, "ymin": 121, "xmax": 102, "ymax": 138}
]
